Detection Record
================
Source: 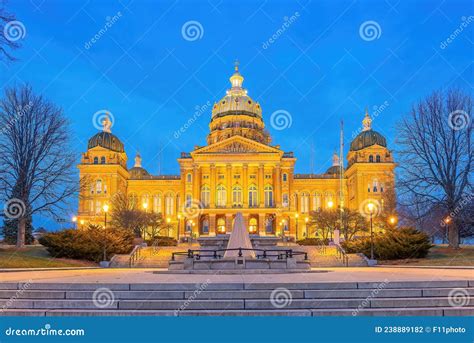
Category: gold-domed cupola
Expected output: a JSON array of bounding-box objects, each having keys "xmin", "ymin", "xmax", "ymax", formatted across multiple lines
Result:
[{"xmin": 208, "ymin": 61, "xmax": 270, "ymax": 145}]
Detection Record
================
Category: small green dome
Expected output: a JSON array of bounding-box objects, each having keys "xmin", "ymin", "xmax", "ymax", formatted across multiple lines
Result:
[
  {"xmin": 326, "ymin": 165, "xmax": 343, "ymax": 175},
  {"xmin": 129, "ymin": 166, "xmax": 149, "ymax": 179},
  {"xmin": 350, "ymin": 130, "xmax": 387, "ymax": 151},
  {"xmin": 87, "ymin": 132, "xmax": 124, "ymax": 153}
]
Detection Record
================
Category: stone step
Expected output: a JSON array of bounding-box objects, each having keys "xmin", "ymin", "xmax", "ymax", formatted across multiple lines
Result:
[
  {"xmin": 2, "ymin": 296, "xmax": 471, "ymax": 310},
  {"xmin": 1, "ymin": 280, "xmax": 472, "ymax": 291},
  {"xmin": 0, "ymin": 307, "xmax": 473, "ymax": 316},
  {"xmin": 1, "ymin": 288, "xmax": 472, "ymax": 300}
]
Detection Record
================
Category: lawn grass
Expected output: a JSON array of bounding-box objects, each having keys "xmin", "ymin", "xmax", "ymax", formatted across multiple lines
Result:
[
  {"xmin": 0, "ymin": 245, "xmax": 96, "ymax": 268},
  {"xmin": 381, "ymin": 244, "xmax": 474, "ymax": 266}
]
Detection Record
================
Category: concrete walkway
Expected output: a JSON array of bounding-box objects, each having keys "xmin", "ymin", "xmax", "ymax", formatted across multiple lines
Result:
[{"xmin": 0, "ymin": 267, "xmax": 472, "ymax": 284}]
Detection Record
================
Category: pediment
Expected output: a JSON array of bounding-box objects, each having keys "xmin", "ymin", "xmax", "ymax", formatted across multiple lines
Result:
[{"xmin": 192, "ymin": 136, "xmax": 282, "ymax": 155}]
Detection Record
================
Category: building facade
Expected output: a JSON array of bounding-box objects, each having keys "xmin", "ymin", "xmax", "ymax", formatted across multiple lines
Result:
[{"xmin": 78, "ymin": 65, "xmax": 396, "ymax": 239}]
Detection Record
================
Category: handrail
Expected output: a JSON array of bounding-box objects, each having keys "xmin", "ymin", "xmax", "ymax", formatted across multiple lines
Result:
[
  {"xmin": 171, "ymin": 247, "xmax": 308, "ymax": 261},
  {"xmin": 129, "ymin": 245, "xmax": 142, "ymax": 268},
  {"xmin": 335, "ymin": 244, "xmax": 349, "ymax": 267}
]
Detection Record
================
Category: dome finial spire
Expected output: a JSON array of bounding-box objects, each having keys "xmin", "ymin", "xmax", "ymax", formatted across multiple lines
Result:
[
  {"xmin": 362, "ymin": 108, "xmax": 372, "ymax": 131},
  {"xmin": 134, "ymin": 151, "xmax": 142, "ymax": 168},
  {"xmin": 102, "ymin": 112, "xmax": 112, "ymax": 133},
  {"xmin": 229, "ymin": 60, "xmax": 244, "ymax": 89},
  {"xmin": 332, "ymin": 150, "xmax": 340, "ymax": 166}
]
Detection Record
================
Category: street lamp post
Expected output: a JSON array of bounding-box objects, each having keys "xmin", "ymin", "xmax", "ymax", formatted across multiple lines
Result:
[
  {"xmin": 177, "ymin": 214, "xmax": 181, "ymax": 242},
  {"xmin": 444, "ymin": 217, "xmax": 451, "ymax": 244},
  {"xmin": 102, "ymin": 204, "xmax": 109, "ymax": 261},
  {"xmin": 167, "ymin": 217, "xmax": 171, "ymax": 237},
  {"xmin": 72, "ymin": 216, "xmax": 77, "ymax": 229},
  {"xmin": 367, "ymin": 202, "xmax": 375, "ymax": 260}
]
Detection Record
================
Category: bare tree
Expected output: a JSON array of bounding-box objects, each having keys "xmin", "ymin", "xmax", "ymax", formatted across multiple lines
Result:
[
  {"xmin": 0, "ymin": 85, "xmax": 77, "ymax": 247},
  {"xmin": 397, "ymin": 88, "xmax": 473, "ymax": 249},
  {"xmin": 0, "ymin": 1, "xmax": 20, "ymax": 61}
]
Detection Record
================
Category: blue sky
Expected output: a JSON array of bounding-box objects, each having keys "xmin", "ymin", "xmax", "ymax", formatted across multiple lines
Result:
[{"xmin": 1, "ymin": 0, "xmax": 472, "ymax": 227}]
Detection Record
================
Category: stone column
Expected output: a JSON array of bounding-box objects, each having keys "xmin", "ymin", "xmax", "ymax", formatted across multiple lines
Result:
[
  {"xmin": 242, "ymin": 164, "xmax": 248, "ymax": 208},
  {"xmin": 226, "ymin": 164, "xmax": 232, "ymax": 207},
  {"xmin": 274, "ymin": 164, "xmax": 281, "ymax": 207},
  {"xmin": 210, "ymin": 164, "xmax": 216, "ymax": 208},
  {"xmin": 225, "ymin": 213, "xmax": 233, "ymax": 233},
  {"xmin": 258, "ymin": 213, "xmax": 266, "ymax": 236},
  {"xmin": 209, "ymin": 214, "xmax": 216, "ymax": 237},
  {"xmin": 258, "ymin": 164, "xmax": 264, "ymax": 207},
  {"xmin": 192, "ymin": 164, "xmax": 200, "ymax": 201}
]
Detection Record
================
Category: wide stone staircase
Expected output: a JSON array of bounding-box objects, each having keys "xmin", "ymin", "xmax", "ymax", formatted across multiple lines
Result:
[
  {"xmin": 0, "ymin": 280, "xmax": 472, "ymax": 316},
  {"xmin": 110, "ymin": 245, "xmax": 367, "ymax": 268}
]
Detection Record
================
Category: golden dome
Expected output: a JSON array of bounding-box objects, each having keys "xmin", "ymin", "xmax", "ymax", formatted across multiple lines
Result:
[
  {"xmin": 211, "ymin": 61, "xmax": 262, "ymax": 119},
  {"xmin": 207, "ymin": 62, "xmax": 270, "ymax": 145}
]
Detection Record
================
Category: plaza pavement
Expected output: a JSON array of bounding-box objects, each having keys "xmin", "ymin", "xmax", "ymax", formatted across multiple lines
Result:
[{"xmin": 0, "ymin": 267, "xmax": 472, "ymax": 284}]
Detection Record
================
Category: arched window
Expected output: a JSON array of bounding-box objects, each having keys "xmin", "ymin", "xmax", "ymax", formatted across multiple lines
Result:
[
  {"xmin": 282, "ymin": 173, "xmax": 288, "ymax": 182},
  {"xmin": 368, "ymin": 183, "xmax": 371, "ymax": 193},
  {"xmin": 301, "ymin": 192, "xmax": 310, "ymax": 213},
  {"xmin": 264, "ymin": 185, "xmax": 273, "ymax": 207},
  {"xmin": 141, "ymin": 193, "xmax": 150, "ymax": 210},
  {"xmin": 373, "ymin": 179, "xmax": 379, "ymax": 192},
  {"xmin": 248, "ymin": 184, "xmax": 258, "ymax": 207},
  {"xmin": 95, "ymin": 200, "xmax": 101, "ymax": 214},
  {"xmin": 186, "ymin": 173, "xmax": 192, "ymax": 183},
  {"xmin": 153, "ymin": 194, "xmax": 162, "ymax": 213},
  {"xmin": 282, "ymin": 193, "xmax": 289, "ymax": 207},
  {"xmin": 129, "ymin": 193, "xmax": 138, "ymax": 208},
  {"xmin": 201, "ymin": 185, "xmax": 210, "ymax": 207},
  {"xmin": 313, "ymin": 192, "xmax": 321, "ymax": 211},
  {"xmin": 369, "ymin": 155, "xmax": 374, "ymax": 163},
  {"xmin": 96, "ymin": 179, "xmax": 102, "ymax": 194},
  {"xmin": 376, "ymin": 155, "xmax": 381, "ymax": 163},
  {"xmin": 232, "ymin": 185, "xmax": 242, "ymax": 207},
  {"xmin": 380, "ymin": 182, "xmax": 385, "ymax": 193},
  {"xmin": 185, "ymin": 194, "xmax": 192, "ymax": 208},
  {"xmin": 217, "ymin": 218, "xmax": 226, "ymax": 234},
  {"xmin": 100, "ymin": 156, "xmax": 106, "ymax": 164},
  {"xmin": 165, "ymin": 194, "xmax": 174, "ymax": 215},
  {"xmin": 216, "ymin": 185, "xmax": 226, "ymax": 207},
  {"xmin": 93, "ymin": 157, "xmax": 98, "ymax": 164},
  {"xmin": 249, "ymin": 218, "xmax": 258, "ymax": 234}
]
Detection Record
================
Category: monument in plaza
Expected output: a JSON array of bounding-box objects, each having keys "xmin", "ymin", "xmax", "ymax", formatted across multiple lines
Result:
[{"xmin": 168, "ymin": 212, "xmax": 310, "ymax": 272}]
